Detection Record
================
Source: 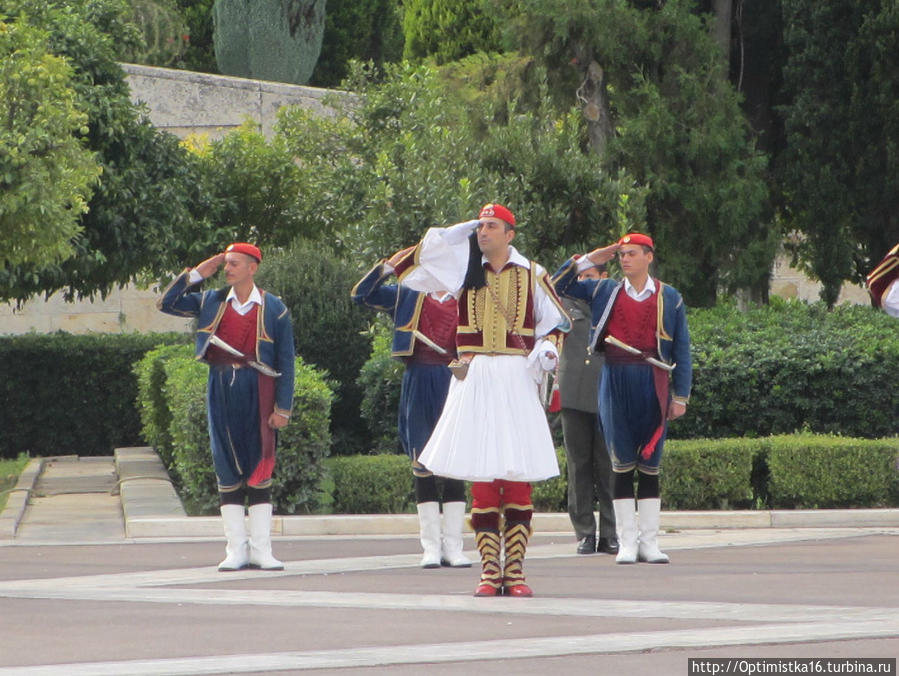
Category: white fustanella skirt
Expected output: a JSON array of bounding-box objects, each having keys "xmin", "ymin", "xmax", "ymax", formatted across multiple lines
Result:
[{"xmin": 418, "ymin": 354, "xmax": 560, "ymax": 482}]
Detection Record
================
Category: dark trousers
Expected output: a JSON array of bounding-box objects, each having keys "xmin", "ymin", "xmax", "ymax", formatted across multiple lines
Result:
[{"xmin": 561, "ymin": 408, "xmax": 615, "ymax": 540}]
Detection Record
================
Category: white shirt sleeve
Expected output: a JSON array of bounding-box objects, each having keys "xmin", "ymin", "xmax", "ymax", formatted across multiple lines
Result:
[
  {"xmin": 398, "ymin": 223, "xmax": 477, "ymax": 295},
  {"xmin": 884, "ymin": 279, "xmax": 899, "ymax": 318},
  {"xmin": 188, "ymin": 269, "xmax": 204, "ymax": 284}
]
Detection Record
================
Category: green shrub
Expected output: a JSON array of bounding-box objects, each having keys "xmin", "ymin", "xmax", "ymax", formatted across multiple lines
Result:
[
  {"xmin": 161, "ymin": 354, "xmax": 334, "ymax": 515},
  {"xmin": 766, "ymin": 434, "xmax": 899, "ymax": 509},
  {"xmin": 321, "ymin": 434, "xmax": 899, "ymax": 512},
  {"xmin": 661, "ymin": 438, "xmax": 760, "ymax": 509},
  {"xmin": 355, "ymin": 319, "xmax": 403, "ymax": 453},
  {"xmin": 163, "ymin": 355, "xmax": 213, "ymax": 514},
  {"xmin": 255, "ymin": 240, "xmax": 373, "ymax": 454},
  {"xmin": 328, "ymin": 453, "xmax": 415, "ymax": 514},
  {"xmin": 678, "ymin": 299, "xmax": 899, "ymax": 440},
  {"xmin": 133, "ymin": 343, "xmax": 194, "ymax": 471},
  {"xmin": 275, "ymin": 359, "xmax": 334, "ymax": 514},
  {"xmin": 531, "ymin": 447, "xmax": 567, "ymax": 512},
  {"xmin": 0, "ymin": 332, "xmax": 187, "ymax": 459}
]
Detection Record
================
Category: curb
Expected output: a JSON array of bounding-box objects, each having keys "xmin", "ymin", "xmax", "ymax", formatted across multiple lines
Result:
[
  {"xmin": 5, "ymin": 448, "xmax": 899, "ymax": 540},
  {"xmin": 0, "ymin": 458, "xmax": 44, "ymax": 539},
  {"xmin": 115, "ymin": 448, "xmax": 899, "ymax": 537}
]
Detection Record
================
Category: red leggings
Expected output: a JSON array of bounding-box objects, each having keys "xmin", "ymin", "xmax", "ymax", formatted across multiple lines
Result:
[{"xmin": 470, "ymin": 480, "xmax": 532, "ymax": 530}]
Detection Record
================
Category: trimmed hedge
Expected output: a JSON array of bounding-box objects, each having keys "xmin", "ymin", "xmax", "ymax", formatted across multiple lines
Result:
[
  {"xmin": 766, "ymin": 434, "xmax": 899, "ymax": 509},
  {"xmin": 0, "ymin": 332, "xmax": 188, "ymax": 459},
  {"xmin": 354, "ymin": 298, "xmax": 899, "ymax": 451},
  {"xmin": 320, "ymin": 435, "xmax": 899, "ymax": 513},
  {"xmin": 136, "ymin": 348, "xmax": 334, "ymax": 515},
  {"xmin": 328, "ymin": 454, "xmax": 415, "ymax": 514},
  {"xmin": 134, "ymin": 343, "xmax": 193, "ymax": 472},
  {"xmin": 679, "ymin": 299, "xmax": 899, "ymax": 439}
]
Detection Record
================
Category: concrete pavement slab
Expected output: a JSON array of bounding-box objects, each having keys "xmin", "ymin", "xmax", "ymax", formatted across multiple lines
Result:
[{"xmin": 0, "ymin": 531, "xmax": 896, "ymax": 674}]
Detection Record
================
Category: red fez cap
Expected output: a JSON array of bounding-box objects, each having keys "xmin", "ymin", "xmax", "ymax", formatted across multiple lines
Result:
[
  {"xmin": 225, "ymin": 242, "xmax": 262, "ymax": 262},
  {"xmin": 618, "ymin": 233, "xmax": 654, "ymax": 250},
  {"xmin": 479, "ymin": 203, "xmax": 516, "ymax": 227}
]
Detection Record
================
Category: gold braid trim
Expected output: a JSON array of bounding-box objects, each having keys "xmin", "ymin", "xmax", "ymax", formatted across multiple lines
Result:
[
  {"xmin": 502, "ymin": 523, "xmax": 531, "ymax": 585},
  {"xmin": 474, "ymin": 530, "xmax": 502, "ymax": 589}
]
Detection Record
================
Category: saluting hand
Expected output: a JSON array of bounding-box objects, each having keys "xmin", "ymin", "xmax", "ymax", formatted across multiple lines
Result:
[
  {"xmin": 586, "ymin": 243, "xmax": 621, "ymax": 266},
  {"xmin": 387, "ymin": 245, "xmax": 416, "ymax": 269},
  {"xmin": 194, "ymin": 253, "xmax": 226, "ymax": 279}
]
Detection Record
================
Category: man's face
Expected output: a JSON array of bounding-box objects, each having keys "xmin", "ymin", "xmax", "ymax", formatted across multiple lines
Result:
[
  {"xmin": 224, "ymin": 252, "xmax": 257, "ymax": 286},
  {"xmin": 477, "ymin": 217, "xmax": 514, "ymax": 257},
  {"xmin": 617, "ymin": 244, "xmax": 653, "ymax": 278}
]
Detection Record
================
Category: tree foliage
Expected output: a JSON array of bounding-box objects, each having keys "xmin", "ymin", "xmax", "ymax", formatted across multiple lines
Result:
[
  {"xmin": 213, "ymin": 0, "xmax": 326, "ymax": 85},
  {"xmin": 0, "ymin": 17, "xmax": 101, "ymax": 270},
  {"xmin": 276, "ymin": 61, "xmax": 625, "ymax": 266},
  {"xmin": 187, "ymin": 120, "xmax": 312, "ymax": 248},
  {"xmin": 777, "ymin": 0, "xmax": 899, "ymax": 306},
  {"xmin": 310, "ymin": 0, "xmax": 404, "ymax": 87},
  {"xmin": 0, "ymin": 0, "xmax": 224, "ymax": 302},
  {"xmin": 403, "ymin": 0, "xmax": 500, "ymax": 64},
  {"xmin": 121, "ymin": 0, "xmax": 188, "ymax": 67},
  {"xmin": 489, "ymin": 0, "xmax": 773, "ymax": 306}
]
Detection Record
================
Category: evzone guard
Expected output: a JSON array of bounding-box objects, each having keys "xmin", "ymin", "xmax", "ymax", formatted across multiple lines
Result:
[
  {"xmin": 553, "ymin": 233, "xmax": 692, "ymax": 564},
  {"xmin": 398, "ymin": 203, "xmax": 570, "ymax": 596},
  {"xmin": 351, "ymin": 246, "xmax": 471, "ymax": 569},
  {"xmin": 158, "ymin": 243, "xmax": 295, "ymax": 571}
]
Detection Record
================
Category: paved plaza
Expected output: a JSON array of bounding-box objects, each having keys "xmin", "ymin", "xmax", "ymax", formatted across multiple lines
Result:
[{"xmin": 0, "ymin": 454, "xmax": 896, "ymax": 675}]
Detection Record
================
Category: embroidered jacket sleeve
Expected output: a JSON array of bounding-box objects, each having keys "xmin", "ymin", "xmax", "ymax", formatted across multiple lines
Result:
[
  {"xmin": 866, "ymin": 243, "xmax": 899, "ymax": 315},
  {"xmin": 350, "ymin": 262, "xmax": 400, "ymax": 312},
  {"xmin": 551, "ymin": 256, "xmax": 601, "ymax": 304},
  {"xmin": 157, "ymin": 269, "xmax": 205, "ymax": 317},
  {"xmin": 269, "ymin": 299, "xmax": 296, "ymax": 417},
  {"xmin": 665, "ymin": 288, "xmax": 692, "ymax": 404}
]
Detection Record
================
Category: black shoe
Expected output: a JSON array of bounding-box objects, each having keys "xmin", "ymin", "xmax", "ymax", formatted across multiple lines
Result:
[
  {"xmin": 576, "ymin": 535, "xmax": 596, "ymax": 555},
  {"xmin": 597, "ymin": 537, "xmax": 619, "ymax": 555}
]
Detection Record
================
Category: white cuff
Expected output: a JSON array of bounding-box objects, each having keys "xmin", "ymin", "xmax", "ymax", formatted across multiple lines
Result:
[
  {"xmin": 575, "ymin": 255, "xmax": 595, "ymax": 273},
  {"xmin": 188, "ymin": 269, "xmax": 204, "ymax": 284}
]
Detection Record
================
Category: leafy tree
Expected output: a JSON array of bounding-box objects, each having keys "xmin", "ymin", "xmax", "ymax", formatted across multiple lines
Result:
[
  {"xmin": 777, "ymin": 0, "xmax": 899, "ymax": 306},
  {"xmin": 173, "ymin": 0, "xmax": 216, "ymax": 72},
  {"xmin": 0, "ymin": 0, "xmax": 225, "ymax": 302},
  {"xmin": 213, "ymin": 0, "xmax": 326, "ymax": 85},
  {"xmin": 490, "ymin": 0, "xmax": 773, "ymax": 306},
  {"xmin": 403, "ymin": 0, "xmax": 501, "ymax": 64},
  {"xmin": 188, "ymin": 120, "xmax": 312, "ymax": 247},
  {"xmin": 121, "ymin": 0, "xmax": 188, "ymax": 67},
  {"xmin": 310, "ymin": 0, "xmax": 404, "ymax": 87},
  {"xmin": 276, "ymin": 61, "xmax": 624, "ymax": 265},
  {"xmin": 0, "ymin": 18, "xmax": 101, "ymax": 269}
]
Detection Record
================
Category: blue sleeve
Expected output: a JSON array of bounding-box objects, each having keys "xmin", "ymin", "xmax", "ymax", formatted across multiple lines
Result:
[
  {"xmin": 670, "ymin": 298, "xmax": 693, "ymax": 400},
  {"xmin": 350, "ymin": 264, "xmax": 400, "ymax": 312},
  {"xmin": 273, "ymin": 309, "xmax": 296, "ymax": 415},
  {"xmin": 157, "ymin": 270, "xmax": 204, "ymax": 318},
  {"xmin": 551, "ymin": 257, "xmax": 594, "ymax": 303}
]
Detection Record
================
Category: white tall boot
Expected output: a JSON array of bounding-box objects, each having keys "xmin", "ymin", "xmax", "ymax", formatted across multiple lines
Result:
[
  {"xmin": 247, "ymin": 503, "xmax": 284, "ymax": 570},
  {"xmin": 218, "ymin": 504, "xmax": 249, "ymax": 572},
  {"xmin": 440, "ymin": 501, "xmax": 472, "ymax": 567},
  {"xmin": 612, "ymin": 498, "xmax": 638, "ymax": 564},
  {"xmin": 417, "ymin": 502, "xmax": 442, "ymax": 568},
  {"xmin": 637, "ymin": 498, "xmax": 669, "ymax": 563}
]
